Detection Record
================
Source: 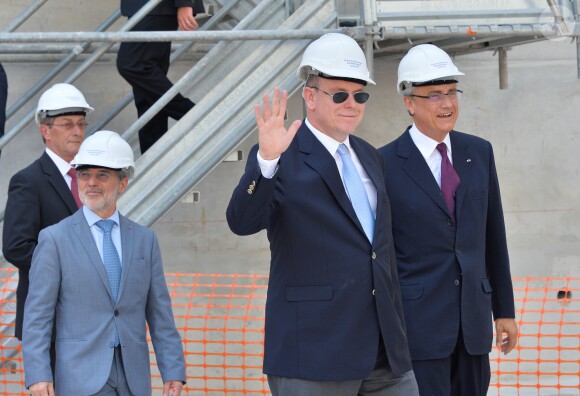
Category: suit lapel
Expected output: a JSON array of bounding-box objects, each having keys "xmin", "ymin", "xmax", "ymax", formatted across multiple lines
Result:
[
  {"xmin": 449, "ymin": 132, "xmax": 471, "ymax": 222},
  {"xmin": 70, "ymin": 211, "xmax": 114, "ymax": 302},
  {"xmin": 298, "ymin": 127, "xmax": 363, "ymax": 235},
  {"xmin": 117, "ymin": 215, "xmax": 134, "ymax": 304},
  {"xmin": 398, "ymin": 131, "xmax": 450, "ymax": 217},
  {"xmin": 40, "ymin": 152, "xmax": 78, "ymax": 214}
]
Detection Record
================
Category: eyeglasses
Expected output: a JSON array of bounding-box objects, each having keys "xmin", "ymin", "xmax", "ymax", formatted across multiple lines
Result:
[
  {"xmin": 77, "ymin": 169, "xmax": 114, "ymax": 182},
  {"xmin": 310, "ymin": 87, "xmax": 370, "ymax": 104},
  {"xmin": 410, "ymin": 90, "xmax": 463, "ymax": 103},
  {"xmin": 47, "ymin": 121, "xmax": 89, "ymax": 130}
]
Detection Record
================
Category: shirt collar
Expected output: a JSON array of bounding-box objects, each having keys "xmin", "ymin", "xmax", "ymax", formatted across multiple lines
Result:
[
  {"xmin": 45, "ymin": 147, "xmax": 74, "ymax": 177},
  {"xmin": 409, "ymin": 124, "xmax": 452, "ymax": 159},
  {"xmin": 305, "ymin": 118, "xmax": 352, "ymax": 156},
  {"xmin": 82, "ymin": 206, "xmax": 121, "ymax": 228}
]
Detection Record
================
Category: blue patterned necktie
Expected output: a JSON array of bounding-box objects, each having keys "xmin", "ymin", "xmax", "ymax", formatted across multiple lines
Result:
[
  {"xmin": 436, "ymin": 143, "xmax": 461, "ymax": 221},
  {"xmin": 96, "ymin": 219, "xmax": 121, "ymax": 346},
  {"xmin": 337, "ymin": 144, "xmax": 375, "ymax": 243}
]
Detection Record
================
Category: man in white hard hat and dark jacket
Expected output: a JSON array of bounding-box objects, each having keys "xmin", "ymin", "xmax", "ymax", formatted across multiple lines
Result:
[
  {"xmin": 22, "ymin": 131, "xmax": 186, "ymax": 395},
  {"xmin": 378, "ymin": 44, "xmax": 518, "ymax": 396},
  {"xmin": 3, "ymin": 83, "xmax": 93, "ymax": 375},
  {"xmin": 227, "ymin": 33, "xmax": 419, "ymax": 395}
]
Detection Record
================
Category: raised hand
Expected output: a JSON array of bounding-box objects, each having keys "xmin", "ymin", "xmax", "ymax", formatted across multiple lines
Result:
[{"xmin": 255, "ymin": 88, "xmax": 302, "ymax": 160}]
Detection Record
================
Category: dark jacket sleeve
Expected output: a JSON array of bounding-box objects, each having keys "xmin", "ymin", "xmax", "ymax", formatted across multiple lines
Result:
[
  {"xmin": 2, "ymin": 170, "xmax": 43, "ymax": 271},
  {"xmin": 176, "ymin": 0, "xmax": 205, "ymax": 14},
  {"xmin": 226, "ymin": 145, "xmax": 279, "ymax": 236},
  {"xmin": 120, "ymin": 0, "xmax": 204, "ymax": 17}
]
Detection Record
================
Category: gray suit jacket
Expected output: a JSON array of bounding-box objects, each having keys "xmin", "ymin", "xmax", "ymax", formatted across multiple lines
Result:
[{"xmin": 22, "ymin": 209, "xmax": 185, "ymax": 395}]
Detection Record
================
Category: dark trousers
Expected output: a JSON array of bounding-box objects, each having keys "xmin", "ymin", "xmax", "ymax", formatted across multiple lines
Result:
[
  {"xmin": 0, "ymin": 63, "xmax": 7, "ymax": 158},
  {"xmin": 411, "ymin": 329, "xmax": 490, "ymax": 396},
  {"xmin": 116, "ymin": 15, "xmax": 194, "ymax": 154}
]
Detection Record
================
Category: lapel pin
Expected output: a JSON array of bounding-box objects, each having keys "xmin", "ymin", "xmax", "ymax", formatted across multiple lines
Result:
[{"xmin": 466, "ymin": 159, "xmax": 471, "ymax": 162}]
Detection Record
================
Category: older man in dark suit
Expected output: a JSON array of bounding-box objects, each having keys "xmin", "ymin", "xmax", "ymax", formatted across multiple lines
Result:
[
  {"xmin": 378, "ymin": 44, "xmax": 518, "ymax": 396},
  {"xmin": 227, "ymin": 33, "xmax": 418, "ymax": 396},
  {"xmin": 3, "ymin": 83, "xmax": 93, "ymax": 373}
]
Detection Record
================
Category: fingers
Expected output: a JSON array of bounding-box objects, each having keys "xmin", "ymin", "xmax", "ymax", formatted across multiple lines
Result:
[
  {"xmin": 256, "ymin": 88, "xmax": 286, "ymax": 127},
  {"xmin": 261, "ymin": 91, "xmax": 272, "ymax": 123},
  {"xmin": 163, "ymin": 381, "xmax": 184, "ymax": 396},
  {"xmin": 270, "ymin": 87, "xmax": 283, "ymax": 119},
  {"xmin": 177, "ymin": 7, "xmax": 199, "ymax": 31},
  {"xmin": 502, "ymin": 326, "xmax": 518, "ymax": 354},
  {"xmin": 495, "ymin": 318, "xmax": 519, "ymax": 355},
  {"xmin": 190, "ymin": 18, "xmax": 199, "ymax": 30},
  {"xmin": 287, "ymin": 119, "xmax": 303, "ymax": 141},
  {"xmin": 30, "ymin": 382, "xmax": 53, "ymax": 396}
]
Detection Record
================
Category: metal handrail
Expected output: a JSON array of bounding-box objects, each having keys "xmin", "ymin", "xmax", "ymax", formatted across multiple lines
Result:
[
  {"xmin": 0, "ymin": 0, "xmax": 163, "ymax": 151},
  {"xmin": 88, "ymin": 0, "xmax": 245, "ymax": 135},
  {"xmin": 1, "ymin": 0, "xmax": 48, "ymax": 33}
]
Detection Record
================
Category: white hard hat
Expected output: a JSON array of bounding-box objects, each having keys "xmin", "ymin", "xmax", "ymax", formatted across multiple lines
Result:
[
  {"xmin": 71, "ymin": 130, "xmax": 135, "ymax": 179},
  {"xmin": 397, "ymin": 44, "xmax": 464, "ymax": 94},
  {"xmin": 297, "ymin": 33, "xmax": 375, "ymax": 85},
  {"xmin": 35, "ymin": 83, "xmax": 94, "ymax": 125}
]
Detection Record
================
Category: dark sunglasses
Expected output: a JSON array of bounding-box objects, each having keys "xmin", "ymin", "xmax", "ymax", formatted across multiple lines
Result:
[{"xmin": 310, "ymin": 86, "xmax": 370, "ymax": 104}]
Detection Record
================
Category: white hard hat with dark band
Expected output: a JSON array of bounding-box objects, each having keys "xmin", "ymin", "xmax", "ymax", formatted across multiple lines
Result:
[{"xmin": 397, "ymin": 44, "xmax": 464, "ymax": 94}]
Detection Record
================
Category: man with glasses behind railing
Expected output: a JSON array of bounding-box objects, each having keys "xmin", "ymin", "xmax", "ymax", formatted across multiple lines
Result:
[
  {"xmin": 2, "ymin": 83, "xmax": 93, "ymax": 377},
  {"xmin": 378, "ymin": 44, "xmax": 519, "ymax": 396}
]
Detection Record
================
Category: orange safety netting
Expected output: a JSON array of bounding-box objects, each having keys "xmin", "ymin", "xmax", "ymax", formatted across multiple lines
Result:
[{"xmin": 0, "ymin": 269, "xmax": 578, "ymax": 395}]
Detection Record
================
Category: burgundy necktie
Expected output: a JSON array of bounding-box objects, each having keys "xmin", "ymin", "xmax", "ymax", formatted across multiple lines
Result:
[
  {"xmin": 436, "ymin": 143, "xmax": 460, "ymax": 220},
  {"xmin": 67, "ymin": 168, "xmax": 82, "ymax": 209}
]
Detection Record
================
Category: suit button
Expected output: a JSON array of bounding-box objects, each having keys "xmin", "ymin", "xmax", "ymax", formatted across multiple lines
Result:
[
  {"xmin": 454, "ymin": 279, "xmax": 460, "ymax": 286},
  {"xmin": 247, "ymin": 188, "xmax": 253, "ymax": 194},
  {"xmin": 447, "ymin": 219, "xmax": 453, "ymax": 226},
  {"xmin": 371, "ymin": 252, "xmax": 377, "ymax": 260},
  {"xmin": 114, "ymin": 309, "xmax": 119, "ymax": 316},
  {"xmin": 372, "ymin": 289, "xmax": 376, "ymax": 296}
]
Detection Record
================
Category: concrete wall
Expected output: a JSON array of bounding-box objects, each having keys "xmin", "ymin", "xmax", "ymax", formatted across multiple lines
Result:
[{"xmin": 1, "ymin": 1, "xmax": 579, "ymax": 279}]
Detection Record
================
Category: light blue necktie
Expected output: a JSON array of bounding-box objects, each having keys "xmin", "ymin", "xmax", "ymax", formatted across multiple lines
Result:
[
  {"xmin": 337, "ymin": 144, "xmax": 375, "ymax": 242},
  {"xmin": 96, "ymin": 219, "xmax": 121, "ymax": 346}
]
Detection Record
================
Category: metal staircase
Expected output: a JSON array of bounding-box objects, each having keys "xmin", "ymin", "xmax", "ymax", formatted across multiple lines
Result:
[{"xmin": 118, "ymin": 0, "xmax": 339, "ymax": 225}]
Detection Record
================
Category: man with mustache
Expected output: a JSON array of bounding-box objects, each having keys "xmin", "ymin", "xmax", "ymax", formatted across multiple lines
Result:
[{"xmin": 22, "ymin": 131, "xmax": 186, "ymax": 396}]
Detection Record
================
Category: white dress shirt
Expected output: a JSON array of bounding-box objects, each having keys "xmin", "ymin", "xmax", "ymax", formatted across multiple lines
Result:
[{"xmin": 408, "ymin": 124, "xmax": 454, "ymax": 188}]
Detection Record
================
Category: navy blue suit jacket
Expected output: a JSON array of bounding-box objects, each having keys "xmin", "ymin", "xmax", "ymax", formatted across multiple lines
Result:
[
  {"xmin": 227, "ymin": 124, "xmax": 412, "ymax": 380},
  {"xmin": 3, "ymin": 152, "xmax": 78, "ymax": 340},
  {"xmin": 378, "ymin": 128, "xmax": 515, "ymax": 360}
]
